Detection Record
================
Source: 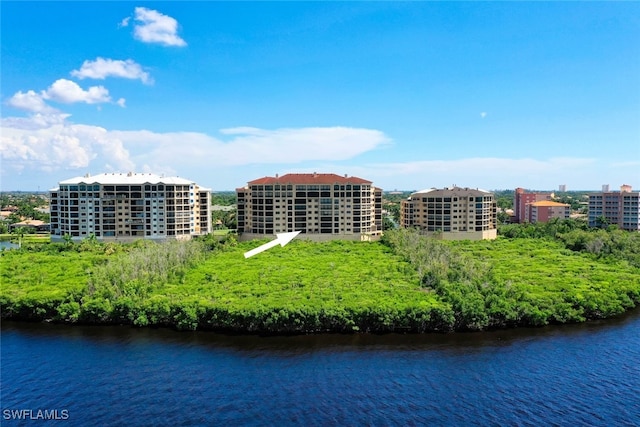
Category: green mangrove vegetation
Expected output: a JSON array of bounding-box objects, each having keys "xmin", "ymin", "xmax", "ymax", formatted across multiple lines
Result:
[{"xmin": 1, "ymin": 220, "xmax": 639, "ymax": 334}]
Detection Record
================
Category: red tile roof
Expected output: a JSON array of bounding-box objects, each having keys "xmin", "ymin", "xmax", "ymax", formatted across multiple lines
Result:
[{"xmin": 247, "ymin": 173, "xmax": 372, "ymax": 185}]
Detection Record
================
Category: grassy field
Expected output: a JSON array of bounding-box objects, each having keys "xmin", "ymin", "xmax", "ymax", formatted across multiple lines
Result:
[
  {"xmin": 1, "ymin": 231, "xmax": 639, "ymax": 333},
  {"xmin": 0, "ymin": 233, "xmax": 50, "ymax": 243}
]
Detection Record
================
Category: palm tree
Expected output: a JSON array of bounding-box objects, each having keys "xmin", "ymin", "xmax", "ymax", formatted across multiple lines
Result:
[{"xmin": 11, "ymin": 226, "xmax": 27, "ymax": 248}]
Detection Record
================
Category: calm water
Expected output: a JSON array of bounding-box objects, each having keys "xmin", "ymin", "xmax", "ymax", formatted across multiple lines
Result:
[
  {"xmin": 0, "ymin": 241, "xmax": 19, "ymax": 250},
  {"xmin": 2, "ymin": 312, "xmax": 640, "ymax": 426}
]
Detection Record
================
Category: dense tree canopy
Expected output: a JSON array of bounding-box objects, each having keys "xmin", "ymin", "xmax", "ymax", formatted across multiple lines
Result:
[{"xmin": 2, "ymin": 220, "xmax": 638, "ymax": 333}]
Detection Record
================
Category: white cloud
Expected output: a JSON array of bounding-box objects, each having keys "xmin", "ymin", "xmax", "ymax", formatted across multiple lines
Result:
[
  {"xmin": 131, "ymin": 7, "xmax": 187, "ymax": 47},
  {"xmin": 42, "ymin": 79, "xmax": 111, "ymax": 105},
  {"xmin": 0, "ymin": 112, "xmax": 634, "ymax": 192},
  {"xmin": 8, "ymin": 78, "xmax": 119, "ymax": 114},
  {"xmin": 215, "ymin": 126, "xmax": 390, "ymax": 163},
  {"xmin": 1, "ymin": 113, "xmax": 70, "ymax": 130},
  {"xmin": 1, "ymin": 114, "xmax": 386, "ymax": 180},
  {"xmin": 480, "ymin": 112, "xmax": 487, "ymax": 119},
  {"xmin": 110, "ymin": 127, "xmax": 380, "ymax": 169},
  {"xmin": 7, "ymin": 90, "xmax": 58, "ymax": 114},
  {"xmin": 71, "ymin": 58, "xmax": 153, "ymax": 84},
  {"xmin": 120, "ymin": 17, "xmax": 130, "ymax": 27},
  {"xmin": 1, "ymin": 114, "xmax": 134, "ymax": 174}
]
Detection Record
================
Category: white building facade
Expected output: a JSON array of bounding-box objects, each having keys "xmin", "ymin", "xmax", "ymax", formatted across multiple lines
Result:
[{"xmin": 50, "ymin": 173, "xmax": 211, "ymax": 242}]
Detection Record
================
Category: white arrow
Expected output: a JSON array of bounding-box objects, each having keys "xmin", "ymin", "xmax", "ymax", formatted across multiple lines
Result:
[{"xmin": 243, "ymin": 231, "xmax": 301, "ymax": 259}]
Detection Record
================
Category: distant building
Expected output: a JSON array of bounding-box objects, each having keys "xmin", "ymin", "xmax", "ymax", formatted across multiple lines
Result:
[
  {"xmin": 559, "ymin": 184, "xmax": 567, "ymax": 192},
  {"xmin": 527, "ymin": 201, "xmax": 571, "ymax": 224},
  {"xmin": 50, "ymin": 172, "xmax": 212, "ymax": 242},
  {"xmin": 513, "ymin": 188, "xmax": 553, "ymax": 223},
  {"xmin": 9, "ymin": 219, "xmax": 49, "ymax": 232},
  {"xmin": 588, "ymin": 184, "xmax": 640, "ymax": 231},
  {"xmin": 400, "ymin": 186, "xmax": 497, "ymax": 240},
  {"xmin": 236, "ymin": 173, "xmax": 382, "ymax": 241}
]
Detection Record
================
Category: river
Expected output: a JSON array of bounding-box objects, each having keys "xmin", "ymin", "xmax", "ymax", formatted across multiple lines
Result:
[{"xmin": 2, "ymin": 311, "xmax": 640, "ymax": 426}]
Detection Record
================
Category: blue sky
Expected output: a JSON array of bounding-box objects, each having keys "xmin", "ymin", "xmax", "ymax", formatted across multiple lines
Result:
[{"xmin": 2, "ymin": 2, "xmax": 639, "ymax": 192}]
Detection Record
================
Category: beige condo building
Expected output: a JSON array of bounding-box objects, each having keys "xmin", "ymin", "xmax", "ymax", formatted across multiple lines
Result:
[
  {"xmin": 50, "ymin": 172, "xmax": 211, "ymax": 242},
  {"xmin": 236, "ymin": 173, "xmax": 382, "ymax": 241},
  {"xmin": 401, "ymin": 186, "xmax": 497, "ymax": 240}
]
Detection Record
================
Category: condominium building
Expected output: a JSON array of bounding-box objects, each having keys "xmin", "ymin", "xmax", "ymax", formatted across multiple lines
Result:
[
  {"xmin": 513, "ymin": 187, "xmax": 553, "ymax": 223},
  {"xmin": 236, "ymin": 173, "xmax": 382, "ymax": 241},
  {"xmin": 527, "ymin": 201, "xmax": 571, "ymax": 224},
  {"xmin": 50, "ymin": 172, "xmax": 212, "ymax": 242},
  {"xmin": 588, "ymin": 184, "xmax": 640, "ymax": 231},
  {"xmin": 400, "ymin": 187, "xmax": 497, "ymax": 240}
]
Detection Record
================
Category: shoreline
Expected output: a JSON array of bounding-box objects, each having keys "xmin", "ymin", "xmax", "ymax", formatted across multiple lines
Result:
[
  {"xmin": 3, "ymin": 229, "xmax": 639, "ymax": 335},
  {"xmin": 2, "ymin": 296, "xmax": 639, "ymax": 335},
  {"xmin": 3, "ymin": 304, "xmax": 640, "ymax": 339}
]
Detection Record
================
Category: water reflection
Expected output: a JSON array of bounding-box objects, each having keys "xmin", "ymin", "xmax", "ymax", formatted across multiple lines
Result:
[
  {"xmin": 3, "ymin": 306, "xmax": 639, "ymax": 354},
  {"xmin": 0, "ymin": 240, "xmax": 19, "ymax": 250},
  {"xmin": 2, "ymin": 309, "xmax": 639, "ymax": 426}
]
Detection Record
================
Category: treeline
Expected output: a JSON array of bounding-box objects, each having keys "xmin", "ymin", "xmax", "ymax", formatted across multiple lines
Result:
[
  {"xmin": 382, "ymin": 230, "xmax": 528, "ymax": 330},
  {"xmin": 1, "ymin": 236, "xmax": 451, "ymax": 333},
  {"xmin": 54, "ymin": 240, "xmax": 207, "ymax": 326},
  {"xmin": 0, "ymin": 193, "xmax": 50, "ymax": 233},
  {"xmin": 1, "ymin": 235, "xmax": 233, "ymax": 328},
  {"xmin": 211, "ymin": 192, "xmax": 236, "ymax": 206},
  {"xmin": 382, "ymin": 227, "xmax": 640, "ymax": 330},
  {"xmin": 1, "ymin": 224, "xmax": 639, "ymax": 334},
  {"xmin": 499, "ymin": 218, "xmax": 640, "ymax": 268}
]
